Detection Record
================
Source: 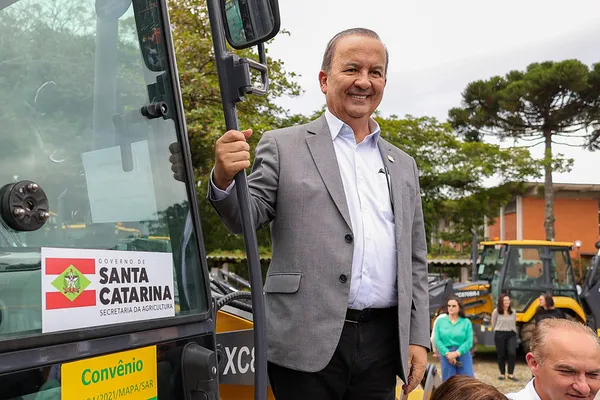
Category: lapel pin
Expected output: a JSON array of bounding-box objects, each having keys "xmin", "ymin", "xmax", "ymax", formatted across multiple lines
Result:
[{"xmin": 388, "ymin": 155, "xmax": 395, "ymax": 163}]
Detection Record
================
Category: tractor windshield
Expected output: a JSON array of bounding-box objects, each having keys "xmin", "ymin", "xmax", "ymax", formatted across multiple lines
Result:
[
  {"xmin": 503, "ymin": 246, "xmax": 577, "ymax": 312},
  {"xmin": 477, "ymin": 245, "xmax": 504, "ymax": 300},
  {"xmin": 0, "ymin": 0, "xmax": 209, "ymax": 343},
  {"xmin": 549, "ymin": 247, "xmax": 577, "ymax": 298}
]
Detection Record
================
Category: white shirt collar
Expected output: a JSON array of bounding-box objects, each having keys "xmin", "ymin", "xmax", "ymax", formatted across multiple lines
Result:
[
  {"xmin": 324, "ymin": 109, "xmax": 381, "ymax": 146},
  {"xmin": 507, "ymin": 379, "xmax": 542, "ymax": 400}
]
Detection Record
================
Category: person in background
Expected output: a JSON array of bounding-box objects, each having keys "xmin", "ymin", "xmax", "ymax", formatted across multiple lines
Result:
[
  {"xmin": 534, "ymin": 293, "xmax": 566, "ymax": 323},
  {"xmin": 492, "ymin": 293, "xmax": 518, "ymax": 381},
  {"xmin": 506, "ymin": 318, "xmax": 600, "ymax": 400},
  {"xmin": 430, "ymin": 304, "xmax": 448, "ymax": 358},
  {"xmin": 434, "ymin": 295, "xmax": 474, "ymax": 381},
  {"xmin": 430, "ymin": 375, "xmax": 508, "ymax": 400}
]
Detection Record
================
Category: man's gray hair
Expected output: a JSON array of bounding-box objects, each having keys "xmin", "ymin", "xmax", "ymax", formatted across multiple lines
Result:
[
  {"xmin": 530, "ymin": 318, "xmax": 600, "ymax": 363},
  {"xmin": 321, "ymin": 28, "xmax": 389, "ymax": 75}
]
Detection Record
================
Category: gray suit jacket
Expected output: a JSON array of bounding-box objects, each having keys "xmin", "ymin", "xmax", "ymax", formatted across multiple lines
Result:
[{"xmin": 208, "ymin": 114, "xmax": 430, "ymax": 381}]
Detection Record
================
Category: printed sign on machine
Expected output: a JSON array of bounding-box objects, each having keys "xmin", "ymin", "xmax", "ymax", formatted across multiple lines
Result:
[
  {"xmin": 61, "ymin": 346, "xmax": 157, "ymax": 400},
  {"xmin": 41, "ymin": 247, "xmax": 175, "ymax": 333}
]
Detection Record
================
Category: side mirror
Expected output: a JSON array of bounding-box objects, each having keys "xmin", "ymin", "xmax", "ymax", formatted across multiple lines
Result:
[
  {"xmin": 595, "ymin": 240, "xmax": 600, "ymax": 250},
  {"xmin": 221, "ymin": 0, "xmax": 280, "ymax": 50}
]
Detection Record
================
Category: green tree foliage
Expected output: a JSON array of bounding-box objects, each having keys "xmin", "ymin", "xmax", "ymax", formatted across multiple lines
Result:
[
  {"xmin": 169, "ymin": 0, "xmax": 304, "ymax": 252},
  {"xmin": 584, "ymin": 62, "xmax": 600, "ymax": 151},
  {"xmin": 448, "ymin": 60, "xmax": 600, "ymax": 240},
  {"xmin": 377, "ymin": 115, "xmax": 540, "ymax": 246}
]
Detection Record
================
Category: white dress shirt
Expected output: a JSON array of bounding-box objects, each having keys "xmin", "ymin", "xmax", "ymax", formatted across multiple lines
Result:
[
  {"xmin": 210, "ymin": 110, "xmax": 397, "ymax": 309},
  {"xmin": 323, "ymin": 111, "xmax": 396, "ymax": 309},
  {"xmin": 506, "ymin": 379, "xmax": 542, "ymax": 400}
]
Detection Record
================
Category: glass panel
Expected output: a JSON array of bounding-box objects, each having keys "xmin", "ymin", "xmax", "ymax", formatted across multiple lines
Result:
[
  {"xmin": 505, "ymin": 248, "xmax": 545, "ymax": 286},
  {"xmin": 504, "ymin": 247, "xmax": 547, "ymax": 311},
  {"xmin": 509, "ymin": 289, "xmax": 544, "ymax": 313},
  {"xmin": 477, "ymin": 245, "xmax": 504, "ymax": 300},
  {"xmin": 0, "ymin": 0, "xmax": 208, "ymax": 341},
  {"xmin": 551, "ymin": 249, "xmax": 577, "ymax": 300},
  {"xmin": 551, "ymin": 249, "xmax": 575, "ymax": 289}
]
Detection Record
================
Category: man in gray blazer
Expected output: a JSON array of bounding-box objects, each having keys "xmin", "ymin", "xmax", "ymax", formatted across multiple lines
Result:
[{"xmin": 209, "ymin": 28, "xmax": 429, "ymax": 399}]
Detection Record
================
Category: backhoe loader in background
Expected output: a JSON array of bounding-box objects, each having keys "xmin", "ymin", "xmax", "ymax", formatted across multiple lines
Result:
[
  {"xmin": 476, "ymin": 239, "xmax": 600, "ymax": 352},
  {"xmin": 430, "ymin": 235, "xmax": 600, "ymax": 353},
  {"xmin": 0, "ymin": 0, "xmax": 442, "ymax": 399}
]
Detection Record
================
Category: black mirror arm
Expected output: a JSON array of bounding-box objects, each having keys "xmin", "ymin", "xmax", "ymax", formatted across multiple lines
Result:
[
  {"xmin": 244, "ymin": 43, "xmax": 269, "ymax": 96},
  {"xmin": 207, "ymin": 0, "xmax": 269, "ymax": 399},
  {"xmin": 224, "ymin": 51, "xmax": 269, "ymax": 101}
]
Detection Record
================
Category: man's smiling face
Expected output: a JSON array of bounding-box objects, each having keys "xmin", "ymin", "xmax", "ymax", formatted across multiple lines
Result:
[
  {"xmin": 319, "ymin": 35, "xmax": 387, "ymax": 126},
  {"xmin": 527, "ymin": 327, "xmax": 600, "ymax": 400}
]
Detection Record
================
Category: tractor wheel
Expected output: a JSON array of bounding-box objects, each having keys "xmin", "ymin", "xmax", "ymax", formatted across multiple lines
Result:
[{"xmin": 520, "ymin": 320, "xmax": 536, "ymax": 353}]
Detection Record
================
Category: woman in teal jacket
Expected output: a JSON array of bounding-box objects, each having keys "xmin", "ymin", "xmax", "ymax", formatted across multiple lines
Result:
[{"xmin": 434, "ymin": 295, "xmax": 474, "ymax": 381}]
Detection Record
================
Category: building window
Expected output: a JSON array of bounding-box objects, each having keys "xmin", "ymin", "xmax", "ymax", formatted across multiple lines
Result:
[{"xmin": 505, "ymin": 199, "xmax": 517, "ymax": 214}]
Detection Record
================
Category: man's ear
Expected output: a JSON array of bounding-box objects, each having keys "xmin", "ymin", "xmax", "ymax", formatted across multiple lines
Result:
[
  {"xmin": 318, "ymin": 70, "xmax": 328, "ymax": 94},
  {"xmin": 526, "ymin": 352, "xmax": 540, "ymax": 374}
]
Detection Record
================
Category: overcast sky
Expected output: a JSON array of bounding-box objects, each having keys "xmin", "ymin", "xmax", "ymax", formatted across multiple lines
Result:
[{"xmin": 265, "ymin": 0, "xmax": 600, "ymax": 185}]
